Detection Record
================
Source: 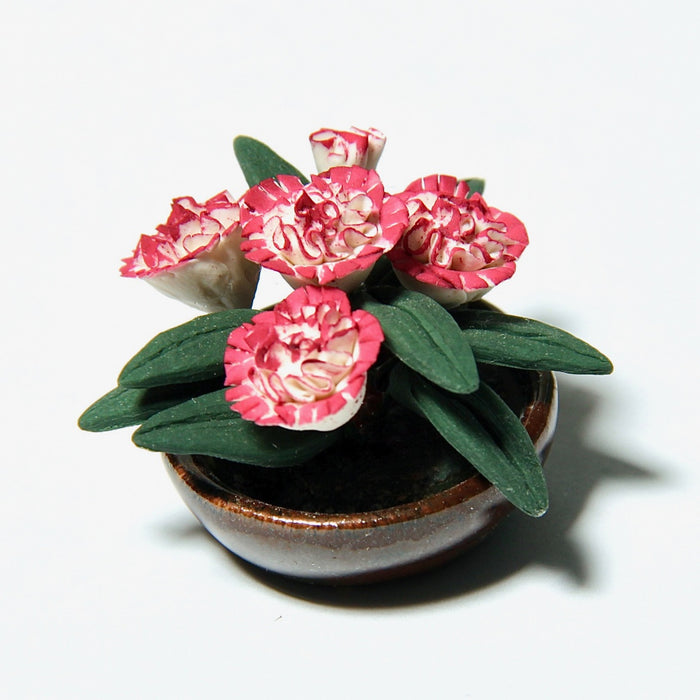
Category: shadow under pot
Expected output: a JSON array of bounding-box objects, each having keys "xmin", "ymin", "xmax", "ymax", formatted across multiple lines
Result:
[{"xmin": 164, "ymin": 365, "xmax": 558, "ymax": 585}]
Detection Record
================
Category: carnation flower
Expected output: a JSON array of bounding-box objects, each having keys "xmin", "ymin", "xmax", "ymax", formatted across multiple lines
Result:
[
  {"xmin": 120, "ymin": 191, "xmax": 260, "ymax": 312},
  {"xmin": 388, "ymin": 175, "xmax": 528, "ymax": 306},
  {"xmin": 224, "ymin": 286, "xmax": 384, "ymax": 431},
  {"xmin": 240, "ymin": 167, "xmax": 407, "ymax": 291},
  {"xmin": 309, "ymin": 127, "xmax": 387, "ymax": 171}
]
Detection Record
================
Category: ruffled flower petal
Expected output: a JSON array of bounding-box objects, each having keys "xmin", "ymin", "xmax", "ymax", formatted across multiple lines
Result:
[
  {"xmin": 224, "ymin": 286, "xmax": 384, "ymax": 431},
  {"xmin": 387, "ymin": 175, "xmax": 528, "ymax": 306},
  {"xmin": 309, "ymin": 127, "xmax": 386, "ymax": 172},
  {"xmin": 240, "ymin": 166, "xmax": 407, "ymax": 291},
  {"xmin": 120, "ymin": 191, "xmax": 260, "ymax": 312}
]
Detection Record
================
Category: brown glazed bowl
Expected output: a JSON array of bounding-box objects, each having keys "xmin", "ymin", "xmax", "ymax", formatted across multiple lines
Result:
[{"xmin": 164, "ymin": 367, "xmax": 557, "ymax": 585}]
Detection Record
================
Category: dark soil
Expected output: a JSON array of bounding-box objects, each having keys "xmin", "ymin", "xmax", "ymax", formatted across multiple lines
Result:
[{"xmin": 195, "ymin": 366, "xmax": 530, "ymax": 514}]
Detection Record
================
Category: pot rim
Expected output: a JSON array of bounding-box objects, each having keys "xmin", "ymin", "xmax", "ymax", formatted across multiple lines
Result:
[{"xmin": 165, "ymin": 369, "xmax": 557, "ymax": 531}]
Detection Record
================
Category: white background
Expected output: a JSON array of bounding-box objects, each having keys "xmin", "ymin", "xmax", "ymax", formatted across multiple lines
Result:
[{"xmin": 2, "ymin": 1, "xmax": 698, "ymax": 698}]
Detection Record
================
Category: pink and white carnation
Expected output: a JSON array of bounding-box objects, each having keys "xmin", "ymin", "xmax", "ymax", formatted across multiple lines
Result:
[
  {"xmin": 224, "ymin": 286, "xmax": 384, "ymax": 431},
  {"xmin": 309, "ymin": 127, "xmax": 386, "ymax": 172},
  {"xmin": 239, "ymin": 167, "xmax": 408, "ymax": 291},
  {"xmin": 387, "ymin": 175, "xmax": 528, "ymax": 306},
  {"xmin": 120, "ymin": 191, "xmax": 260, "ymax": 312}
]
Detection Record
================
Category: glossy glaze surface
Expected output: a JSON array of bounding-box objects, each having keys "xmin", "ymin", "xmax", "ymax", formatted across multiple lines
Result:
[{"xmin": 164, "ymin": 368, "xmax": 557, "ymax": 584}]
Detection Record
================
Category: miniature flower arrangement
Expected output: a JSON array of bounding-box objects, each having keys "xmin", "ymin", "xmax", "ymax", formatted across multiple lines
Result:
[{"xmin": 80, "ymin": 127, "xmax": 612, "ymax": 530}]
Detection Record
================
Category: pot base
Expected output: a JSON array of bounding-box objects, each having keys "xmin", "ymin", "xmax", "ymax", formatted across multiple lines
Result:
[{"xmin": 165, "ymin": 368, "xmax": 557, "ymax": 584}]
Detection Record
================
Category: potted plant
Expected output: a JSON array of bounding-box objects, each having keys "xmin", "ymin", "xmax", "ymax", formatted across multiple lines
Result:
[{"xmin": 79, "ymin": 127, "xmax": 612, "ymax": 584}]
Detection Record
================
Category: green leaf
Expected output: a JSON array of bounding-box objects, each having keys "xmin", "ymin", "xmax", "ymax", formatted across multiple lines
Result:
[
  {"xmin": 452, "ymin": 308, "xmax": 613, "ymax": 375},
  {"xmin": 388, "ymin": 365, "xmax": 548, "ymax": 517},
  {"xmin": 133, "ymin": 390, "xmax": 340, "ymax": 467},
  {"xmin": 462, "ymin": 178, "xmax": 485, "ymax": 196},
  {"xmin": 233, "ymin": 135, "xmax": 309, "ymax": 187},
  {"xmin": 119, "ymin": 308, "xmax": 257, "ymax": 388},
  {"xmin": 459, "ymin": 381, "xmax": 549, "ymax": 515},
  {"xmin": 356, "ymin": 289, "xmax": 478, "ymax": 394},
  {"xmin": 78, "ymin": 379, "xmax": 220, "ymax": 432}
]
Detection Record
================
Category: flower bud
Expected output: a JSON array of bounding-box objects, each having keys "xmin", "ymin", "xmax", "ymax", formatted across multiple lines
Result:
[{"xmin": 309, "ymin": 127, "xmax": 386, "ymax": 172}]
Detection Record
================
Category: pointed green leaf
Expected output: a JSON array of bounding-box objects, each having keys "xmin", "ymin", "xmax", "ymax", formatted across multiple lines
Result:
[
  {"xmin": 358, "ymin": 288, "xmax": 478, "ymax": 393},
  {"xmin": 452, "ymin": 308, "xmax": 613, "ymax": 375},
  {"xmin": 462, "ymin": 178, "xmax": 485, "ymax": 196},
  {"xmin": 133, "ymin": 390, "xmax": 340, "ymax": 467},
  {"xmin": 233, "ymin": 135, "xmax": 309, "ymax": 187},
  {"xmin": 459, "ymin": 380, "xmax": 549, "ymax": 515},
  {"xmin": 78, "ymin": 379, "xmax": 220, "ymax": 432},
  {"xmin": 388, "ymin": 364, "xmax": 548, "ymax": 517},
  {"xmin": 119, "ymin": 308, "xmax": 257, "ymax": 388}
]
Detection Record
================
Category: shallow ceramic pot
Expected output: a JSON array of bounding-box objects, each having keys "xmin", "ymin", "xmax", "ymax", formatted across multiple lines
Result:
[{"xmin": 164, "ymin": 367, "xmax": 557, "ymax": 585}]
